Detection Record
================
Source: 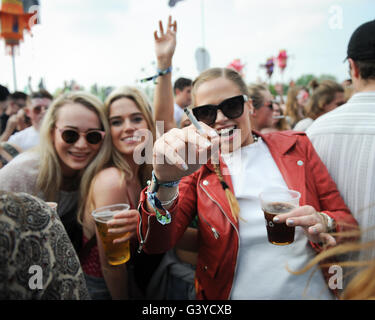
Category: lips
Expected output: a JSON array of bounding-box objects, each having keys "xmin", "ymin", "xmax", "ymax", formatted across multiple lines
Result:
[
  {"xmin": 121, "ymin": 136, "xmax": 142, "ymax": 143},
  {"xmin": 68, "ymin": 151, "xmax": 90, "ymax": 161},
  {"xmin": 216, "ymin": 125, "xmax": 237, "ymax": 137}
]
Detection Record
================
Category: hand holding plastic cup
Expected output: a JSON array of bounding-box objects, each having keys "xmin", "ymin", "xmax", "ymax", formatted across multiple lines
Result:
[
  {"xmin": 259, "ymin": 189, "xmax": 301, "ymax": 245},
  {"xmin": 92, "ymin": 204, "xmax": 131, "ymax": 265}
]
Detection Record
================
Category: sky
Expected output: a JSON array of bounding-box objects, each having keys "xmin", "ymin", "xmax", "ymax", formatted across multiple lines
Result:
[{"xmin": 0, "ymin": 0, "xmax": 374, "ymax": 94}]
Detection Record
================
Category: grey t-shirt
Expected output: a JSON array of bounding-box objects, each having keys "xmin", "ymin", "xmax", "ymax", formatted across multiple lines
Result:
[{"xmin": 0, "ymin": 151, "xmax": 78, "ymax": 219}]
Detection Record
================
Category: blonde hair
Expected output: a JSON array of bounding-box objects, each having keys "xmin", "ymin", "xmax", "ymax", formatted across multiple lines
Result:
[
  {"xmin": 306, "ymin": 80, "xmax": 344, "ymax": 120},
  {"xmin": 104, "ymin": 86, "xmax": 155, "ymax": 184},
  {"xmin": 191, "ymin": 68, "xmax": 247, "ymax": 222},
  {"xmin": 80, "ymin": 86, "xmax": 156, "ymax": 222},
  {"xmin": 37, "ymin": 91, "xmax": 112, "ymax": 217},
  {"xmin": 191, "ymin": 67, "xmax": 249, "ymax": 106}
]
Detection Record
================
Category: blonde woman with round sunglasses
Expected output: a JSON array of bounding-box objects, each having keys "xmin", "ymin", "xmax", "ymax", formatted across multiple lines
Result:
[{"xmin": 0, "ymin": 91, "xmax": 112, "ymax": 255}]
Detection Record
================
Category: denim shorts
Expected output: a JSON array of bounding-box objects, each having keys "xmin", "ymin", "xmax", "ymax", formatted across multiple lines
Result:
[{"xmin": 84, "ymin": 274, "xmax": 112, "ymax": 300}]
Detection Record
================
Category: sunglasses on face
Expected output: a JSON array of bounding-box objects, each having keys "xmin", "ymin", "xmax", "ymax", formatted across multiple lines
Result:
[
  {"xmin": 192, "ymin": 95, "xmax": 247, "ymax": 126},
  {"xmin": 55, "ymin": 127, "xmax": 105, "ymax": 145}
]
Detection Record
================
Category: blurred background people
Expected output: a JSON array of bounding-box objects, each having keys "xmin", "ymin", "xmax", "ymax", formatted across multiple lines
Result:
[
  {"xmin": 284, "ymin": 85, "xmax": 308, "ymax": 129},
  {"xmin": 7, "ymin": 90, "xmax": 53, "ymax": 151},
  {"xmin": 261, "ymin": 99, "xmax": 291, "ymax": 134},
  {"xmin": 248, "ymin": 83, "xmax": 275, "ymax": 132},
  {"xmin": 0, "ymin": 91, "xmax": 28, "ymax": 140},
  {"xmin": 0, "ymin": 85, "xmax": 9, "ymax": 116},
  {"xmin": 173, "ymin": 77, "xmax": 192, "ymax": 128},
  {"xmin": 294, "ymin": 80, "xmax": 345, "ymax": 132}
]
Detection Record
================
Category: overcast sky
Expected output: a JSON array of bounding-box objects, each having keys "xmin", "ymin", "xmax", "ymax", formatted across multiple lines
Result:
[{"xmin": 0, "ymin": 0, "xmax": 374, "ymax": 93}]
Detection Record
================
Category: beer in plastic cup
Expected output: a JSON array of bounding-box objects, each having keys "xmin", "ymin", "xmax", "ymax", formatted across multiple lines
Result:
[{"xmin": 92, "ymin": 204, "xmax": 131, "ymax": 265}]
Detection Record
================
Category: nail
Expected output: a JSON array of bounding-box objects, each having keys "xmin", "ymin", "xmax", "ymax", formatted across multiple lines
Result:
[
  {"xmin": 273, "ymin": 216, "xmax": 280, "ymax": 223},
  {"xmin": 312, "ymin": 227, "xmax": 318, "ymax": 234},
  {"xmin": 209, "ymin": 130, "xmax": 219, "ymax": 137},
  {"xmin": 287, "ymin": 219, "xmax": 294, "ymax": 226},
  {"xmin": 181, "ymin": 162, "xmax": 188, "ymax": 171}
]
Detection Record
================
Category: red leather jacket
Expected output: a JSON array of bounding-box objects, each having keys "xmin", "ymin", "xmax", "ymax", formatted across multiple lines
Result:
[{"xmin": 137, "ymin": 131, "xmax": 357, "ymax": 300}]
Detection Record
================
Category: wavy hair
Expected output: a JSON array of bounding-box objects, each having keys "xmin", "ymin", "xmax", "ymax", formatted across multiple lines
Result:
[
  {"xmin": 80, "ymin": 87, "xmax": 156, "ymax": 222},
  {"xmin": 37, "ymin": 91, "xmax": 112, "ymax": 219},
  {"xmin": 104, "ymin": 86, "xmax": 155, "ymax": 185}
]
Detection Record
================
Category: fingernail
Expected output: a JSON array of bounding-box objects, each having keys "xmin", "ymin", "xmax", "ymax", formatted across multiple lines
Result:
[
  {"xmin": 181, "ymin": 162, "xmax": 188, "ymax": 171},
  {"xmin": 287, "ymin": 219, "xmax": 294, "ymax": 226},
  {"xmin": 204, "ymin": 140, "xmax": 212, "ymax": 147},
  {"xmin": 273, "ymin": 216, "xmax": 280, "ymax": 223},
  {"xmin": 312, "ymin": 227, "xmax": 318, "ymax": 234},
  {"xmin": 209, "ymin": 130, "xmax": 219, "ymax": 137}
]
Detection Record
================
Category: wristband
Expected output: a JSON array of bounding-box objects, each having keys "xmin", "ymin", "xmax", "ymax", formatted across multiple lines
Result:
[
  {"xmin": 146, "ymin": 187, "xmax": 172, "ymax": 225},
  {"xmin": 140, "ymin": 66, "xmax": 172, "ymax": 84},
  {"xmin": 149, "ymin": 170, "xmax": 180, "ymax": 193}
]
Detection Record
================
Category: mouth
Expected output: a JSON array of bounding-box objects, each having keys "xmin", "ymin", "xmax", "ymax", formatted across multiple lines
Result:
[
  {"xmin": 216, "ymin": 125, "xmax": 237, "ymax": 137},
  {"xmin": 68, "ymin": 151, "xmax": 90, "ymax": 161},
  {"xmin": 121, "ymin": 136, "xmax": 142, "ymax": 143}
]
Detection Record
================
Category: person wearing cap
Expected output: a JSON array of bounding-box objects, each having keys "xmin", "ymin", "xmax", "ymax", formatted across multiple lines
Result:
[{"xmin": 307, "ymin": 20, "xmax": 375, "ymax": 262}]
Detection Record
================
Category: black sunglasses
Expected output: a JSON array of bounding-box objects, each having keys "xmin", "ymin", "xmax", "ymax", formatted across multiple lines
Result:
[
  {"xmin": 192, "ymin": 95, "xmax": 247, "ymax": 125},
  {"xmin": 56, "ymin": 127, "xmax": 105, "ymax": 145}
]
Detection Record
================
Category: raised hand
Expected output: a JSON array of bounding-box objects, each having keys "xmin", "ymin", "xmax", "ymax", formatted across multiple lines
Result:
[{"xmin": 154, "ymin": 15, "xmax": 177, "ymax": 68}]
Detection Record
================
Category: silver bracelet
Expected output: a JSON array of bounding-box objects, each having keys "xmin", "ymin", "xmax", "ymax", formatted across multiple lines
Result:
[
  {"xmin": 160, "ymin": 188, "xmax": 179, "ymax": 206},
  {"xmin": 318, "ymin": 212, "xmax": 336, "ymax": 232}
]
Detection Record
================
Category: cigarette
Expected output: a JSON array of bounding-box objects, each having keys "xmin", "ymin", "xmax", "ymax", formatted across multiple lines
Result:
[{"xmin": 184, "ymin": 108, "xmax": 206, "ymax": 135}]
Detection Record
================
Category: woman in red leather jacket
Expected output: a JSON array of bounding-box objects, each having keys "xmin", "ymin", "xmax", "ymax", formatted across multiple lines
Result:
[{"xmin": 137, "ymin": 67, "xmax": 358, "ymax": 300}]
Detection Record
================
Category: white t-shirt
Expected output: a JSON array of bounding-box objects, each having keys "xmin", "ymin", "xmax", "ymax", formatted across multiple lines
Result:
[
  {"xmin": 8, "ymin": 126, "xmax": 40, "ymax": 151},
  {"xmin": 221, "ymin": 138, "xmax": 333, "ymax": 300}
]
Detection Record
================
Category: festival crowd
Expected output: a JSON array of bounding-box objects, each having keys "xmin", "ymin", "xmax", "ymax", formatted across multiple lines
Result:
[{"xmin": 0, "ymin": 17, "xmax": 374, "ymax": 300}]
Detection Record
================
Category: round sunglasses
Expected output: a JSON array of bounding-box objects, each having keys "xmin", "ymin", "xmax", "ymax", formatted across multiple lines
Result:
[
  {"xmin": 192, "ymin": 95, "xmax": 247, "ymax": 126},
  {"xmin": 55, "ymin": 127, "xmax": 105, "ymax": 145}
]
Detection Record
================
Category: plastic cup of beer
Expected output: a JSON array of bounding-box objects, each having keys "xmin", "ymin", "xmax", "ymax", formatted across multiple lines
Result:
[
  {"xmin": 92, "ymin": 204, "xmax": 131, "ymax": 266},
  {"xmin": 259, "ymin": 189, "xmax": 301, "ymax": 246}
]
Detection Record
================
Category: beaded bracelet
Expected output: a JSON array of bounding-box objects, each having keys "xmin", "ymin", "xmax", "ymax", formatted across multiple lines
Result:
[{"xmin": 140, "ymin": 66, "xmax": 172, "ymax": 84}]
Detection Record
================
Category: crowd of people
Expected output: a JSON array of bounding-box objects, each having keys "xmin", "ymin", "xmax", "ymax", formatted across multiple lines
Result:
[{"xmin": 0, "ymin": 16, "xmax": 374, "ymax": 300}]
